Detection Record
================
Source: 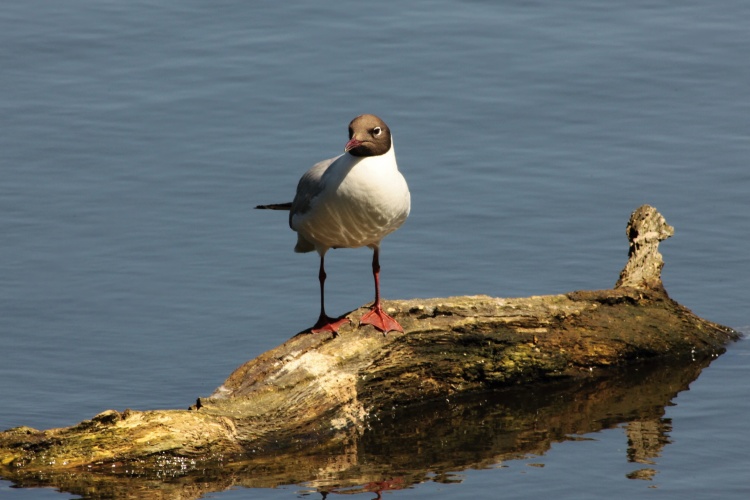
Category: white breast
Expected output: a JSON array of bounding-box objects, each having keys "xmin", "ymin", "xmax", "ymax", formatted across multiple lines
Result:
[{"xmin": 291, "ymin": 147, "xmax": 410, "ymax": 252}]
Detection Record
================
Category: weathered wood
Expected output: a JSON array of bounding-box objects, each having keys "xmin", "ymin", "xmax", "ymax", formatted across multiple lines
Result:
[
  {"xmin": 615, "ymin": 204, "xmax": 674, "ymax": 291},
  {"xmin": 0, "ymin": 205, "xmax": 740, "ymax": 496},
  {"xmin": 1, "ymin": 353, "xmax": 719, "ymax": 498}
]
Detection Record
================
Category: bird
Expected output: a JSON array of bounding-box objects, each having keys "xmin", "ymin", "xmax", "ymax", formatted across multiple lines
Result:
[{"xmin": 256, "ymin": 114, "xmax": 410, "ymax": 334}]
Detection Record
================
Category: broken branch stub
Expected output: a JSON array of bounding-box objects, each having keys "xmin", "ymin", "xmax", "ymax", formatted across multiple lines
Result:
[{"xmin": 615, "ymin": 204, "xmax": 675, "ymax": 291}]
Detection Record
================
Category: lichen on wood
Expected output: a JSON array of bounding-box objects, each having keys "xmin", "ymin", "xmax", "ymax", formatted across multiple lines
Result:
[{"xmin": 0, "ymin": 205, "xmax": 740, "ymax": 497}]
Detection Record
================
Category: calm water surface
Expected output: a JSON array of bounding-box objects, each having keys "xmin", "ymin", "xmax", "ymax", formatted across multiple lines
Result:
[{"xmin": 1, "ymin": 0, "xmax": 748, "ymax": 498}]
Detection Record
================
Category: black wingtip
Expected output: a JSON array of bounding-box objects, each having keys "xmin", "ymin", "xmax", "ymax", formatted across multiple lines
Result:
[{"xmin": 255, "ymin": 202, "xmax": 293, "ymax": 210}]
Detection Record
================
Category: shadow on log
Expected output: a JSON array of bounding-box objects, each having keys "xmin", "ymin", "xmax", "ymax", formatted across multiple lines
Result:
[{"xmin": 0, "ymin": 205, "xmax": 740, "ymax": 499}]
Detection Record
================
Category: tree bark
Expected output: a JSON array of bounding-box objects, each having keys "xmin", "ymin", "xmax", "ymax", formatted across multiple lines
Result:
[{"xmin": 0, "ymin": 205, "xmax": 740, "ymax": 497}]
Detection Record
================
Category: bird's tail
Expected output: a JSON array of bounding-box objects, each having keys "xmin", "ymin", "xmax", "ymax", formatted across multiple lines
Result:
[{"xmin": 255, "ymin": 202, "xmax": 292, "ymax": 210}]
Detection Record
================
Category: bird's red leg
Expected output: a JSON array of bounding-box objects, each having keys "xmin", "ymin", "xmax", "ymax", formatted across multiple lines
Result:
[
  {"xmin": 311, "ymin": 253, "xmax": 350, "ymax": 334},
  {"xmin": 360, "ymin": 247, "xmax": 403, "ymax": 333}
]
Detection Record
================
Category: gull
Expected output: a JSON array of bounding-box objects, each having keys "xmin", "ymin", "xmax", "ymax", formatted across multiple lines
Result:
[{"xmin": 257, "ymin": 114, "xmax": 411, "ymax": 334}]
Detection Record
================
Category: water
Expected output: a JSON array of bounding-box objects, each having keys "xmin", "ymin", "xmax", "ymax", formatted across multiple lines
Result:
[{"xmin": 1, "ymin": 0, "xmax": 748, "ymax": 497}]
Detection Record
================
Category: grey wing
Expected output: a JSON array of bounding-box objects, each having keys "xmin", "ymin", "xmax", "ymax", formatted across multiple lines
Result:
[{"xmin": 289, "ymin": 156, "xmax": 337, "ymax": 228}]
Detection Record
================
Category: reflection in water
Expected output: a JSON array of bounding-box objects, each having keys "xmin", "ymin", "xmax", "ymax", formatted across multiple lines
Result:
[
  {"xmin": 627, "ymin": 419, "xmax": 672, "ymax": 466},
  {"xmin": 1, "ymin": 353, "xmax": 720, "ymax": 498},
  {"xmin": 625, "ymin": 418, "xmax": 672, "ymax": 481}
]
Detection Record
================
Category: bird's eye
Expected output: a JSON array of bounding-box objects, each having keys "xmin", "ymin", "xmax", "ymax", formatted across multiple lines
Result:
[{"xmin": 373, "ymin": 127, "xmax": 382, "ymax": 136}]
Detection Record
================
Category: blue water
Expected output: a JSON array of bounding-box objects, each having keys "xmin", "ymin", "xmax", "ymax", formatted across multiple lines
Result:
[{"xmin": 1, "ymin": 0, "xmax": 749, "ymax": 498}]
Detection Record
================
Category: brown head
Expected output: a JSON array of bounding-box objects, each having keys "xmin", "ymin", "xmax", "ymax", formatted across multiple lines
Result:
[{"xmin": 344, "ymin": 114, "xmax": 392, "ymax": 157}]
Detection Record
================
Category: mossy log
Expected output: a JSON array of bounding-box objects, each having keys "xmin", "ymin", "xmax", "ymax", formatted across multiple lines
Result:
[{"xmin": 0, "ymin": 205, "xmax": 740, "ymax": 497}]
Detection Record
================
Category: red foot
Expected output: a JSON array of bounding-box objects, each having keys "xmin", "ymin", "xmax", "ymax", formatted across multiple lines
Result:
[
  {"xmin": 360, "ymin": 305, "xmax": 403, "ymax": 334},
  {"xmin": 310, "ymin": 315, "xmax": 350, "ymax": 334}
]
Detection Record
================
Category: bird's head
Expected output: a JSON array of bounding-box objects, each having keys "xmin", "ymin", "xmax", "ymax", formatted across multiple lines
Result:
[{"xmin": 345, "ymin": 114, "xmax": 392, "ymax": 157}]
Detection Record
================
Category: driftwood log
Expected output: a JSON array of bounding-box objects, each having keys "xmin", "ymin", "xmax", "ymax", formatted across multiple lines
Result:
[{"xmin": 0, "ymin": 205, "xmax": 739, "ymax": 498}]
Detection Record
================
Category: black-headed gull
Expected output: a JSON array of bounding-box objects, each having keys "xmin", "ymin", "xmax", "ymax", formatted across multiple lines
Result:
[{"xmin": 257, "ymin": 114, "xmax": 411, "ymax": 334}]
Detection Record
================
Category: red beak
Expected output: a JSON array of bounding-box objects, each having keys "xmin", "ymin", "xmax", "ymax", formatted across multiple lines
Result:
[{"xmin": 345, "ymin": 138, "xmax": 362, "ymax": 153}]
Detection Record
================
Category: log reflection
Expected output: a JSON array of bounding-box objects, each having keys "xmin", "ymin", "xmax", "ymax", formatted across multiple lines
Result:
[{"xmin": 1, "ymin": 352, "xmax": 718, "ymax": 499}]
